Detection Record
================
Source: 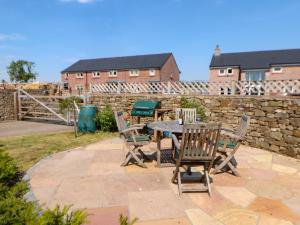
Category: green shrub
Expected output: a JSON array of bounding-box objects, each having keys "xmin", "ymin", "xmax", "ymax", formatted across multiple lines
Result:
[
  {"xmin": 39, "ymin": 205, "xmax": 89, "ymax": 225},
  {"xmin": 95, "ymin": 104, "xmax": 117, "ymax": 132},
  {"xmin": 0, "ymin": 151, "xmax": 19, "ymax": 186},
  {"xmin": 180, "ymin": 97, "xmax": 207, "ymax": 121}
]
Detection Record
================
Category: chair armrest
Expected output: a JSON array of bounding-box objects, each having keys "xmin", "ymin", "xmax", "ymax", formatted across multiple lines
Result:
[
  {"xmin": 221, "ymin": 128, "xmax": 234, "ymax": 134},
  {"xmin": 223, "ymin": 132, "xmax": 240, "ymax": 140},
  {"xmin": 120, "ymin": 127, "xmax": 142, "ymax": 134},
  {"xmin": 171, "ymin": 134, "xmax": 180, "ymax": 150},
  {"xmin": 130, "ymin": 123, "xmax": 146, "ymax": 127},
  {"xmin": 129, "ymin": 124, "xmax": 145, "ymax": 130}
]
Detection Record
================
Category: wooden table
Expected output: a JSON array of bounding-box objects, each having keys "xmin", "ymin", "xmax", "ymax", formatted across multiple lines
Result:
[{"xmin": 147, "ymin": 120, "xmax": 204, "ymax": 167}]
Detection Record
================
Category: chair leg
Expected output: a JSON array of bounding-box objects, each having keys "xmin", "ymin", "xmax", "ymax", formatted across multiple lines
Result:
[
  {"xmin": 121, "ymin": 146, "xmax": 147, "ymax": 168},
  {"xmin": 204, "ymin": 169, "xmax": 212, "ymax": 197},
  {"xmin": 177, "ymin": 170, "xmax": 182, "ymax": 195},
  {"xmin": 227, "ymin": 161, "xmax": 240, "ymax": 176},
  {"xmin": 138, "ymin": 148, "xmax": 150, "ymax": 161},
  {"xmin": 172, "ymin": 166, "xmax": 180, "ymax": 183},
  {"xmin": 121, "ymin": 153, "xmax": 132, "ymax": 167},
  {"xmin": 212, "ymin": 149, "xmax": 238, "ymax": 176}
]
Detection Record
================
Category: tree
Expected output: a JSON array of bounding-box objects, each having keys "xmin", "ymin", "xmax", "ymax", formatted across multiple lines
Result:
[{"xmin": 7, "ymin": 60, "xmax": 37, "ymax": 83}]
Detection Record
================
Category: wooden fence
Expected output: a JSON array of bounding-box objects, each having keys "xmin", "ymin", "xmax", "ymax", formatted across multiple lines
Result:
[{"xmin": 90, "ymin": 79, "xmax": 300, "ymax": 96}]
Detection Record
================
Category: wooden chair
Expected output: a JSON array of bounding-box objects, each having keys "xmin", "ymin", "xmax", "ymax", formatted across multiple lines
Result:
[
  {"xmin": 115, "ymin": 111, "xmax": 150, "ymax": 168},
  {"xmin": 171, "ymin": 123, "xmax": 222, "ymax": 196},
  {"xmin": 211, "ymin": 115, "xmax": 250, "ymax": 176},
  {"xmin": 175, "ymin": 108, "xmax": 197, "ymax": 123}
]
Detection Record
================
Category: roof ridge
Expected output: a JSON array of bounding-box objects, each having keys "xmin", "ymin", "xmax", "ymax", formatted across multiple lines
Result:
[
  {"xmin": 219, "ymin": 48, "xmax": 300, "ymax": 56},
  {"xmin": 79, "ymin": 52, "xmax": 172, "ymax": 62}
]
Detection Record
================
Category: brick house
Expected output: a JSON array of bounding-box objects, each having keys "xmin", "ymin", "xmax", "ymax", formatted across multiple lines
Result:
[
  {"xmin": 61, "ymin": 53, "xmax": 180, "ymax": 93},
  {"xmin": 209, "ymin": 46, "xmax": 300, "ymax": 83}
]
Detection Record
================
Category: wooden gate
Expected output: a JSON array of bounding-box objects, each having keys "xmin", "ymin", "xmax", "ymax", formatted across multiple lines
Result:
[{"xmin": 16, "ymin": 88, "xmax": 72, "ymax": 125}]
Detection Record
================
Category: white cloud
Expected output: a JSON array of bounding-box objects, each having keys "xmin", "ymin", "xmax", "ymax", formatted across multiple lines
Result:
[
  {"xmin": 60, "ymin": 0, "xmax": 97, "ymax": 3},
  {"xmin": 0, "ymin": 33, "xmax": 26, "ymax": 41}
]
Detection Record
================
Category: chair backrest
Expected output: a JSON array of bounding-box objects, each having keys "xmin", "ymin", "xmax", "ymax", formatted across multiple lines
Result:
[
  {"xmin": 234, "ymin": 115, "xmax": 250, "ymax": 139},
  {"xmin": 175, "ymin": 108, "xmax": 197, "ymax": 123},
  {"xmin": 114, "ymin": 111, "xmax": 127, "ymax": 133},
  {"xmin": 179, "ymin": 123, "xmax": 222, "ymax": 162}
]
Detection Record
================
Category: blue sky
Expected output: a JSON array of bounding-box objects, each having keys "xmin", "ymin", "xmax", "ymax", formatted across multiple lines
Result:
[{"xmin": 0, "ymin": 0, "xmax": 300, "ymax": 82}]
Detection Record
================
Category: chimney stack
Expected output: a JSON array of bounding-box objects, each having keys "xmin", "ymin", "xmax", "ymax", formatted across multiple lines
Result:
[{"xmin": 214, "ymin": 45, "xmax": 221, "ymax": 56}]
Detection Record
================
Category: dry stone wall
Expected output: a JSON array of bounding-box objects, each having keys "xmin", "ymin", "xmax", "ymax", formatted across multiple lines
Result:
[
  {"xmin": 0, "ymin": 90, "xmax": 15, "ymax": 121},
  {"xmin": 90, "ymin": 94, "xmax": 300, "ymax": 158}
]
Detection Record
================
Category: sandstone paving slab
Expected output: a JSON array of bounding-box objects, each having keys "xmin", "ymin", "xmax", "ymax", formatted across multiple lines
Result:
[
  {"xmin": 214, "ymin": 208, "xmax": 259, "ymax": 225},
  {"xmin": 249, "ymin": 153, "xmax": 273, "ymax": 164},
  {"xmin": 125, "ymin": 162, "xmax": 161, "ymax": 173},
  {"xmin": 273, "ymin": 154, "xmax": 300, "ymax": 171},
  {"xmin": 188, "ymin": 189, "xmax": 237, "ymax": 216},
  {"xmin": 128, "ymin": 190, "xmax": 196, "ymax": 221},
  {"xmin": 215, "ymin": 186, "xmax": 257, "ymax": 208},
  {"xmin": 247, "ymin": 159, "xmax": 272, "ymax": 170},
  {"xmin": 49, "ymin": 176, "xmax": 104, "ymax": 209},
  {"xmin": 135, "ymin": 217, "xmax": 191, "ymax": 225},
  {"xmin": 257, "ymin": 215, "xmax": 294, "ymax": 225},
  {"xmin": 30, "ymin": 175, "xmax": 62, "ymax": 188},
  {"xmin": 277, "ymin": 174, "xmax": 300, "ymax": 191},
  {"xmin": 246, "ymin": 180, "xmax": 293, "ymax": 200},
  {"xmin": 248, "ymin": 197, "xmax": 299, "ymax": 222},
  {"xmin": 185, "ymin": 208, "xmax": 223, "ymax": 225},
  {"xmin": 86, "ymin": 206, "xmax": 129, "ymax": 225},
  {"xmin": 212, "ymin": 171, "xmax": 249, "ymax": 187},
  {"xmin": 92, "ymin": 149, "xmax": 125, "ymax": 163},
  {"xmin": 87, "ymin": 162, "xmax": 125, "ymax": 176},
  {"xmin": 245, "ymin": 168, "xmax": 279, "ymax": 181},
  {"xmin": 31, "ymin": 186, "xmax": 57, "ymax": 207},
  {"xmin": 272, "ymin": 164, "xmax": 298, "ymax": 174},
  {"xmin": 283, "ymin": 195, "xmax": 300, "ymax": 217}
]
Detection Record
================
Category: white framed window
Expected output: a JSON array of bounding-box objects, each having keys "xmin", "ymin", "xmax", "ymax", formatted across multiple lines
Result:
[
  {"xmin": 76, "ymin": 73, "xmax": 84, "ymax": 78},
  {"xmin": 93, "ymin": 72, "xmax": 100, "ymax": 78},
  {"xmin": 108, "ymin": 70, "xmax": 117, "ymax": 77},
  {"xmin": 129, "ymin": 69, "xmax": 139, "ymax": 77},
  {"xmin": 219, "ymin": 69, "xmax": 226, "ymax": 76},
  {"xmin": 149, "ymin": 69, "xmax": 156, "ymax": 76},
  {"xmin": 227, "ymin": 68, "xmax": 233, "ymax": 75},
  {"xmin": 75, "ymin": 84, "xmax": 84, "ymax": 94},
  {"xmin": 64, "ymin": 73, "xmax": 69, "ymax": 79},
  {"xmin": 272, "ymin": 67, "xmax": 283, "ymax": 73}
]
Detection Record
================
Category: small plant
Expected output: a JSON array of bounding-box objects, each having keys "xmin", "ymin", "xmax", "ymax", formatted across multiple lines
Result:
[
  {"xmin": 95, "ymin": 104, "xmax": 117, "ymax": 132},
  {"xmin": 59, "ymin": 96, "xmax": 81, "ymax": 114},
  {"xmin": 180, "ymin": 97, "xmax": 207, "ymax": 121},
  {"xmin": 119, "ymin": 214, "xmax": 138, "ymax": 225},
  {"xmin": 39, "ymin": 205, "xmax": 89, "ymax": 225}
]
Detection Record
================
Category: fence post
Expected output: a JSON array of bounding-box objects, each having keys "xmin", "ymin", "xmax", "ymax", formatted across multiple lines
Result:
[
  {"xmin": 167, "ymin": 81, "xmax": 171, "ymax": 94},
  {"xmin": 13, "ymin": 91, "xmax": 18, "ymax": 120},
  {"xmin": 117, "ymin": 82, "xmax": 121, "ymax": 94}
]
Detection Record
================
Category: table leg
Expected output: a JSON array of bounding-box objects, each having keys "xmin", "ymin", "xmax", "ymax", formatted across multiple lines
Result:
[
  {"xmin": 154, "ymin": 110, "xmax": 158, "ymax": 142},
  {"xmin": 156, "ymin": 130, "xmax": 161, "ymax": 167}
]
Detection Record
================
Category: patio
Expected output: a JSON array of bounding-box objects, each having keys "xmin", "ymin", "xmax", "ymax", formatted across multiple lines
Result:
[{"xmin": 27, "ymin": 137, "xmax": 300, "ymax": 225}]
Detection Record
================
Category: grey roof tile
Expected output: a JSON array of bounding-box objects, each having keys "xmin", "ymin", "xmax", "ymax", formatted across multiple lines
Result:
[
  {"xmin": 62, "ymin": 53, "xmax": 172, "ymax": 73},
  {"xmin": 210, "ymin": 48, "xmax": 300, "ymax": 70}
]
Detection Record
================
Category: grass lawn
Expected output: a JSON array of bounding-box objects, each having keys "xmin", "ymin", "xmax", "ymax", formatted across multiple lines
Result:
[{"xmin": 0, "ymin": 131, "xmax": 116, "ymax": 171}]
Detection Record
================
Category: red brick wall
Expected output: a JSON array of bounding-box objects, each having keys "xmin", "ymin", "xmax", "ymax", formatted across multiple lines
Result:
[
  {"xmin": 160, "ymin": 55, "xmax": 180, "ymax": 82},
  {"xmin": 211, "ymin": 66, "xmax": 300, "ymax": 82},
  {"xmin": 61, "ymin": 68, "xmax": 162, "ymax": 92},
  {"xmin": 209, "ymin": 68, "xmax": 240, "ymax": 82},
  {"xmin": 61, "ymin": 55, "xmax": 180, "ymax": 92}
]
